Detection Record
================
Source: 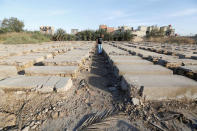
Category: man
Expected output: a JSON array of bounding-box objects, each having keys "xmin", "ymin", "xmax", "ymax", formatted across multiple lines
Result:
[{"xmin": 96, "ymin": 34, "xmax": 104, "ymax": 54}]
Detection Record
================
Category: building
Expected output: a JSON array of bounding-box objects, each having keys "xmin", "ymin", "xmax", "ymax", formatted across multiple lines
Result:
[
  {"xmin": 99, "ymin": 25, "xmax": 115, "ymax": 33},
  {"xmin": 106, "ymin": 27, "xmax": 114, "ymax": 33},
  {"xmin": 132, "ymin": 31, "xmax": 146, "ymax": 37},
  {"xmin": 160, "ymin": 26, "xmax": 168, "ymax": 32},
  {"xmin": 99, "ymin": 25, "xmax": 133, "ymax": 33},
  {"xmin": 132, "ymin": 25, "xmax": 175, "ymax": 37},
  {"xmin": 159, "ymin": 25, "xmax": 175, "ymax": 36},
  {"xmin": 40, "ymin": 26, "xmax": 54, "ymax": 35},
  {"xmin": 99, "ymin": 25, "xmax": 107, "ymax": 30},
  {"xmin": 132, "ymin": 26, "xmax": 147, "ymax": 37},
  {"xmin": 138, "ymin": 26, "xmax": 147, "ymax": 31},
  {"xmin": 98, "ymin": 24, "xmax": 175, "ymax": 37},
  {"xmin": 118, "ymin": 26, "xmax": 133, "ymax": 32},
  {"xmin": 71, "ymin": 29, "xmax": 79, "ymax": 34},
  {"xmin": 166, "ymin": 25, "xmax": 175, "ymax": 36},
  {"xmin": 146, "ymin": 25, "xmax": 160, "ymax": 35}
]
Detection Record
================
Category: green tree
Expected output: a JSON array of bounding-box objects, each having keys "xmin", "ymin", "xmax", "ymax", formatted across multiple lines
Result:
[
  {"xmin": 74, "ymin": 28, "xmax": 133, "ymax": 41},
  {"xmin": 1, "ymin": 17, "xmax": 24, "ymax": 32},
  {"xmin": 123, "ymin": 30, "xmax": 133, "ymax": 41},
  {"xmin": 53, "ymin": 28, "xmax": 66, "ymax": 41}
]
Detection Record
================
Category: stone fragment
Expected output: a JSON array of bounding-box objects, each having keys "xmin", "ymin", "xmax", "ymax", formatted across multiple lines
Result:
[{"xmin": 132, "ymin": 98, "xmax": 140, "ymax": 105}]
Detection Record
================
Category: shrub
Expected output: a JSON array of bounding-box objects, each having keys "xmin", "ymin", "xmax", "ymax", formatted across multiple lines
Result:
[
  {"xmin": 145, "ymin": 36, "xmax": 195, "ymax": 44},
  {"xmin": 1, "ymin": 17, "xmax": 24, "ymax": 32},
  {"xmin": 0, "ymin": 32, "xmax": 51, "ymax": 44},
  {"xmin": 52, "ymin": 28, "xmax": 66, "ymax": 41},
  {"xmin": 164, "ymin": 37, "xmax": 195, "ymax": 44}
]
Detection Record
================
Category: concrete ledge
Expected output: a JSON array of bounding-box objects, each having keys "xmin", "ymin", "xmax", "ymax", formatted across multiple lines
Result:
[
  {"xmin": 175, "ymin": 66, "xmax": 197, "ymax": 80},
  {"xmin": 109, "ymin": 56, "xmax": 142, "ymax": 60},
  {"xmin": 114, "ymin": 65, "xmax": 173, "ymax": 77},
  {"xmin": 0, "ymin": 76, "xmax": 72, "ymax": 93},
  {"xmin": 157, "ymin": 59, "xmax": 183, "ymax": 68},
  {"xmin": 43, "ymin": 57, "xmax": 82, "ymax": 66},
  {"xmin": 0, "ymin": 66, "xmax": 18, "ymax": 78},
  {"xmin": 121, "ymin": 74, "xmax": 197, "ymax": 100},
  {"xmin": 112, "ymin": 59, "xmax": 153, "ymax": 65},
  {"xmin": 25, "ymin": 66, "xmax": 78, "ymax": 78},
  {"xmin": 0, "ymin": 53, "xmax": 53, "ymax": 70},
  {"xmin": 42, "ymin": 49, "xmax": 90, "ymax": 66},
  {"xmin": 181, "ymin": 59, "xmax": 197, "ymax": 66},
  {"xmin": 179, "ymin": 66, "xmax": 197, "ymax": 73}
]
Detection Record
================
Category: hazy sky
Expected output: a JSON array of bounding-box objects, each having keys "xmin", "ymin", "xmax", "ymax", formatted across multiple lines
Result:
[{"xmin": 0, "ymin": 0, "xmax": 197, "ymax": 35}]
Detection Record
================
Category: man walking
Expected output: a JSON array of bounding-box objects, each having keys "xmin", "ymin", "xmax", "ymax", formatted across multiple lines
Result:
[{"xmin": 96, "ymin": 34, "xmax": 104, "ymax": 54}]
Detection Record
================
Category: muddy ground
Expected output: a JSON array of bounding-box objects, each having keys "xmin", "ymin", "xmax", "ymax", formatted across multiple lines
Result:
[{"xmin": 0, "ymin": 48, "xmax": 197, "ymax": 131}]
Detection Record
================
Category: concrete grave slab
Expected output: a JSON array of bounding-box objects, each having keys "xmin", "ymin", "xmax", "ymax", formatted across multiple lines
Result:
[
  {"xmin": 109, "ymin": 56, "xmax": 142, "ymax": 60},
  {"xmin": 0, "ymin": 76, "xmax": 72, "ymax": 93},
  {"xmin": 0, "ymin": 66, "xmax": 18, "ymax": 77},
  {"xmin": 121, "ymin": 74, "xmax": 197, "ymax": 100},
  {"xmin": 114, "ymin": 65, "xmax": 173, "ymax": 77},
  {"xmin": 112, "ymin": 59, "xmax": 153, "ymax": 65},
  {"xmin": 179, "ymin": 66, "xmax": 197, "ymax": 73},
  {"xmin": 43, "ymin": 56, "xmax": 82, "ymax": 66},
  {"xmin": 25, "ymin": 66, "xmax": 78, "ymax": 77}
]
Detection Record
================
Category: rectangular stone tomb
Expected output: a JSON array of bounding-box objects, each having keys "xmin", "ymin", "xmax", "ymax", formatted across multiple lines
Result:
[
  {"xmin": 121, "ymin": 74, "xmax": 197, "ymax": 100},
  {"xmin": 103, "ymin": 45, "xmax": 129, "ymax": 55},
  {"xmin": 0, "ymin": 66, "xmax": 18, "ymax": 78},
  {"xmin": 25, "ymin": 66, "xmax": 78, "ymax": 77},
  {"xmin": 66, "ymin": 50, "xmax": 90, "ymax": 58},
  {"xmin": 158, "ymin": 58, "xmax": 183, "ymax": 68},
  {"xmin": 114, "ymin": 65, "xmax": 172, "ymax": 77},
  {"xmin": 175, "ymin": 66, "xmax": 197, "ymax": 80},
  {"xmin": 181, "ymin": 59, "xmax": 197, "ymax": 66},
  {"xmin": 109, "ymin": 56, "xmax": 142, "ymax": 60},
  {"xmin": 0, "ymin": 53, "xmax": 52, "ymax": 68},
  {"xmin": 179, "ymin": 66, "xmax": 197, "ymax": 73},
  {"xmin": 0, "ymin": 76, "xmax": 72, "ymax": 93},
  {"xmin": 112, "ymin": 59, "xmax": 153, "ymax": 65},
  {"xmin": 43, "ymin": 56, "xmax": 82, "ymax": 66},
  {"xmin": 138, "ymin": 52, "xmax": 162, "ymax": 59}
]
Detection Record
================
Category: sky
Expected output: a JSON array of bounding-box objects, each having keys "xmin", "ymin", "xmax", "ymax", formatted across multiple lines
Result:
[{"xmin": 0, "ymin": 0, "xmax": 197, "ymax": 35}]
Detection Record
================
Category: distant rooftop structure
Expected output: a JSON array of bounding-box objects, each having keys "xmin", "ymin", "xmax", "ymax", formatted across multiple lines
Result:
[
  {"xmin": 138, "ymin": 26, "xmax": 147, "ymax": 31},
  {"xmin": 133, "ymin": 25, "xmax": 175, "ymax": 37},
  {"xmin": 40, "ymin": 26, "xmax": 54, "ymax": 35},
  {"xmin": 99, "ymin": 24, "xmax": 107, "ymax": 30},
  {"xmin": 98, "ymin": 24, "xmax": 175, "ymax": 37},
  {"xmin": 99, "ymin": 25, "xmax": 115, "ymax": 33},
  {"xmin": 106, "ymin": 27, "xmax": 114, "ymax": 33},
  {"xmin": 71, "ymin": 29, "xmax": 79, "ymax": 34},
  {"xmin": 118, "ymin": 26, "xmax": 133, "ymax": 32}
]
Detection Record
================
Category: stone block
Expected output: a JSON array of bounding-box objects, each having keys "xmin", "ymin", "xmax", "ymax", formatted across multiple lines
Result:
[
  {"xmin": 121, "ymin": 74, "xmax": 197, "ymax": 100},
  {"xmin": 25, "ymin": 66, "xmax": 78, "ymax": 77},
  {"xmin": 112, "ymin": 59, "xmax": 153, "ymax": 65},
  {"xmin": 114, "ymin": 65, "xmax": 173, "ymax": 77},
  {"xmin": 0, "ymin": 66, "xmax": 18, "ymax": 78},
  {"xmin": 0, "ymin": 76, "xmax": 72, "ymax": 93}
]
